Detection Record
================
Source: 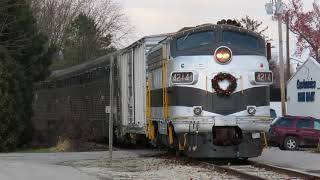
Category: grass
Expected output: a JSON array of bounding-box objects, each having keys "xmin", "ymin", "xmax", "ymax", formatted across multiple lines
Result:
[
  {"xmin": 310, "ymin": 143, "xmax": 320, "ymax": 153},
  {"xmin": 14, "ymin": 147, "xmax": 58, "ymax": 153},
  {"xmin": 316, "ymin": 144, "xmax": 320, "ymax": 153}
]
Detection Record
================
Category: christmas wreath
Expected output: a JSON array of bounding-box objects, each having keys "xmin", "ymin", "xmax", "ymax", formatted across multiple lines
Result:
[{"xmin": 212, "ymin": 72, "xmax": 237, "ymax": 97}]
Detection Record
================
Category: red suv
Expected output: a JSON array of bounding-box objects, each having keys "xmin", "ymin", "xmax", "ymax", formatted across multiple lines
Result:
[{"xmin": 268, "ymin": 116, "xmax": 320, "ymax": 150}]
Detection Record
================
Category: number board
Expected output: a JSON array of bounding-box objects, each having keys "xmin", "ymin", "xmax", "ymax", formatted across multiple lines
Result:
[
  {"xmin": 255, "ymin": 72, "xmax": 273, "ymax": 83},
  {"xmin": 171, "ymin": 72, "xmax": 193, "ymax": 84}
]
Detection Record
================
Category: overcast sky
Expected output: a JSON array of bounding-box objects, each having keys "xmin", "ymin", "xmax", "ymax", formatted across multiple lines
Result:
[{"xmin": 118, "ymin": 0, "xmax": 314, "ymax": 61}]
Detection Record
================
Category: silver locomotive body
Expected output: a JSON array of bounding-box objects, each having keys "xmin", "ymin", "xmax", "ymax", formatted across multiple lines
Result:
[{"xmin": 147, "ymin": 24, "xmax": 272, "ymax": 158}]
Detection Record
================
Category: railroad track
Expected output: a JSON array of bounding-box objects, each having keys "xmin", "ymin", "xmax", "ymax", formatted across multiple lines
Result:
[
  {"xmin": 198, "ymin": 159, "xmax": 320, "ymax": 180},
  {"xmin": 157, "ymin": 153, "xmax": 320, "ymax": 179}
]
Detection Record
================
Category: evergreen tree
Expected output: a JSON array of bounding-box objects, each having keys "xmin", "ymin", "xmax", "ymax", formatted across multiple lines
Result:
[
  {"xmin": 0, "ymin": 0, "xmax": 54, "ymax": 151},
  {"xmin": 0, "ymin": 48, "xmax": 25, "ymax": 151},
  {"xmin": 55, "ymin": 13, "xmax": 116, "ymax": 69}
]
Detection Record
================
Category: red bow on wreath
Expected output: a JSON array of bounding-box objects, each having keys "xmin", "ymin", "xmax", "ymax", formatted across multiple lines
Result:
[{"xmin": 211, "ymin": 72, "xmax": 237, "ymax": 97}]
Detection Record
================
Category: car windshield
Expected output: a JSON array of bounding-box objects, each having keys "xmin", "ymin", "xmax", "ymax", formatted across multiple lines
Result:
[
  {"xmin": 176, "ymin": 31, "xmax": 215, "ymax": 50},
  {"xmin": 223, "ymin": 31, "xmax": 259, "ymax": 49},
  {"xmin": 272, "ymin": 117, "xmax": 294, "ymax": 127},
  {"xmin": 271, "ymin": 117, "xmax": 280, "ymax": 125}
]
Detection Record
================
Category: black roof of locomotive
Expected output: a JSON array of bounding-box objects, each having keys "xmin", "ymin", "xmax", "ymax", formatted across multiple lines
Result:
[{"xmin": 172, "ymin": 23, "xmax": 265, "ymax": 41}]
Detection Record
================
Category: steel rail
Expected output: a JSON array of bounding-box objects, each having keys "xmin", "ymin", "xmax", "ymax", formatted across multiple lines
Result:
[
  {"xmin": 197, "ymin": 160, "xmax": 320, "ymax": 180},
  {"xmin": 198, "ymin": 161, "xmax": 265, "ymax": 180},
  {"xmin": 157, "ymin": 154, "xmax": 320, "ymax": 180},
  {"xmin": 248, "ymin": 160, "xmax": 320, "ymax": 180}
]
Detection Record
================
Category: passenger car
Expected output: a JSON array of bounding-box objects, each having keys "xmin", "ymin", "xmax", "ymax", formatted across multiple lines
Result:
[{"xmin": 268, "ymin": 116, "xmax": 320, "ymax": 150}]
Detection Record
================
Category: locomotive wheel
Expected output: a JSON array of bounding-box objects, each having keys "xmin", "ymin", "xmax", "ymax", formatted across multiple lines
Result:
[
  {"xmin": 155, "ymin": 133, "xmax": 166, "ymax": 149},
  {"xmin": 175, "ymin": 149, "xmax": 182, "ymax": 157},
  {"xmin": 174, "ymin": 134, "xmax": 183, "ymax": 158},
  {"xmin": 238, "ymin": 157, "xmax": 248, "ymax": 162}
]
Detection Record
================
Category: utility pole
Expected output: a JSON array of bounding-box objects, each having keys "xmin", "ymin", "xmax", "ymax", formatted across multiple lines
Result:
[
  {"xmin": 109, "ymin": 57, "xmax": 114, "ymax": 160},
  {"xmin": 276, "ymin": 0, "xmax": 287, "ymax": 116},
  {"xmin": 265, "ymin": 0, "xmax": 287, "ymax": 116},
  {"xmin": 286, "ymin": 12, "xmax": 290, "ymax": 82}
]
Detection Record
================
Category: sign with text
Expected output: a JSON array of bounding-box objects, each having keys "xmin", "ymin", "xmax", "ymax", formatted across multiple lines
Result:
[
  {"xmin": 254, "ymin": 72, "xmax": 273, "ymax": 84},
  {"xmin": 297, "ymin": 79, "xmax": 316, "ymax": 102},
  {"xmin": 171, "ymin": 72, "xmax": 193, "ymax": 84}
]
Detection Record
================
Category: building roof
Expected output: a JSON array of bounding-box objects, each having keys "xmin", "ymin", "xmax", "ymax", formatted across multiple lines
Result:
[{"xmin": 287, "ymin": 58, "xmax": 320, "ymax": 85}]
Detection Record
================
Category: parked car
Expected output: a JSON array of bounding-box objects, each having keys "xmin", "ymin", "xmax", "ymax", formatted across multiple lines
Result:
[{"xmin": 268, "ymin": 116, "xmax": 320, "ymax": 150}]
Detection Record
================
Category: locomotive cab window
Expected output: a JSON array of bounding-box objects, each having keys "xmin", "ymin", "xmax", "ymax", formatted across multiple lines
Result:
[
  {"xmin": 223, "ymin": 31, "xmax": 259, "ymax": 49},
  {"xmin": 176, "ymin": 31, "xmax": 215, "ymax": 50}
]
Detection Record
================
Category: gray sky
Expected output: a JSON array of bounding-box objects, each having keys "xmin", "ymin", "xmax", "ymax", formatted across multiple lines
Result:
[{"xmin": 118, "ymin": 0, "xmax": 314, "ymax": 61}]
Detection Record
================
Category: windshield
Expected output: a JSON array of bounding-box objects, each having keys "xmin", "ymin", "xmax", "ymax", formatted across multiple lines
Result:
[
  {"xmin": 223, "ymin": 31, "xmax": 259, "ymax": 49},
  {"xmin": 176, "ymin": 31, "xmax": 215, "ymax": 50},
  {"xmin": 271, "ymin": 117, "xmax": 280, "ymax": 125}
]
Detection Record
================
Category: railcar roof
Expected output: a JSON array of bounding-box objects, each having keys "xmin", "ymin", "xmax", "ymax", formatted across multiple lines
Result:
[
  {"xmin": 48, "ymin": 52, "xmax": 117, "ymax": 80},
  {"xmin": 48, "ymin": 34, "xmax": 170, "ymax": 80}
]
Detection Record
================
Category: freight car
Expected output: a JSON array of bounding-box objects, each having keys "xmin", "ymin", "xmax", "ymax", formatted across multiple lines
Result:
[{"xmin": 33, "ymin": 21, "xmax": 273, "ymax": 158}]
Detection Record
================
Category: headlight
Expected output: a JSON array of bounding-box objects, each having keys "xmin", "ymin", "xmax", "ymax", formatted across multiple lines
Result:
[
  {"xmin": 247, "ymin": 106, "xmax": 256, "ymax": 115},
  {"xmin": 193, "ymin": 106, "xmax": 202, "ymax": 116},
  {"xmin": 214, "ymin": 46, "xmax": 232, "ymax": 64}
]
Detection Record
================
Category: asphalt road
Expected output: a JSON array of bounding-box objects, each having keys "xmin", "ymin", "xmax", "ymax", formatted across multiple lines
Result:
[
  {"xmin": 251, "ymin": 147, "xmax": 320, "ymax": 175},
  {"xmin": 0, "ymin": 151, "xmax": 105, "ymax": 180},
  {"xmin": 0, "ymin": 150, "xmax": 165, "ymax": 180}
]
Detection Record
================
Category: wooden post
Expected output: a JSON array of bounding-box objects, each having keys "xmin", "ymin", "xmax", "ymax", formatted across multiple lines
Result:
[
  {"xmin": 286, "ymin": 12, "xmax": 290, "ymax": 82},
  {"xmin": 277, "ymin": 0, "xmax": 287, "ymax": 116},
  {"xmin": 109, "ymin": 57, "xmax": 114, "ymax": 160}
]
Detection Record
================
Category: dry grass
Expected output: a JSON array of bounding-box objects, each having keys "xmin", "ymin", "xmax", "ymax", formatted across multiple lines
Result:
[
  {"xmin": 55, "ymin": 136, "xmax": 107, "ymax": 152},
  {"xmin": 15, "ymin": 147, "xmax": 57, "ymax": 153},
  {"xmin": 316, "ymin": 143, "xmax": 320, "ymax": 153}
]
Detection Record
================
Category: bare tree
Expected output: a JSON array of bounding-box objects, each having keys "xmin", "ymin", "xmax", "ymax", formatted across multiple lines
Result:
[
  {"xmin": 239, "ymin": 15, "xmax": 269, "ymax": 39},
  {"xmin": 269, "ymin": 53, "xmax": 294, "ymax": 88},
  {"xmin": 29, "ymin": 0, "xmax": 132, "ymax": 48},
  {"xmin": 84, "ymin": 0, "xmax": 133, "ymax": 47},
  {"xmin": 0, "ymin": 0, "xmax": 35, "ymax": 56},
  {"xmin": 29, "ymin": 0, "xmax": 88, "ymax": 47}
]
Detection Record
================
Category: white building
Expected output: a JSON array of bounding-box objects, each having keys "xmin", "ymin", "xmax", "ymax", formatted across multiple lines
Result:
[{"xmin": 287, "ymin": 58, "xmax": 320, "ymax": 119}]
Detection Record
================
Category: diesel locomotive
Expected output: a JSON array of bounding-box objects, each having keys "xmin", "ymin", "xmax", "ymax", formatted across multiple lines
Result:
[{"xmin": 33, "ymin": 21, "xmax": 273, "ymax": 158}]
